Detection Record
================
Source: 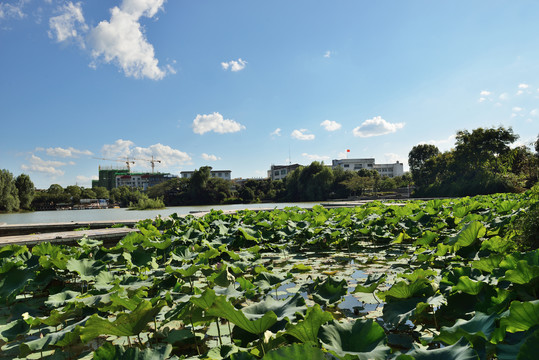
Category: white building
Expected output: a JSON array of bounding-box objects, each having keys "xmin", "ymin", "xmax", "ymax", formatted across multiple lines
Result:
[
  {"xmin": 332, "ymin": 158, "xmax": 404, "ymax": 178},
  {"xmin": 180, "ymin": 170, "xmax": 232, "ymax": 181},
  {"xmin": 268, "ymin": 164, "xmax": 301, "ymax": 181},
  {"xmin": 115, "ymin": 173, "xmax": 176, "ymax": 190}
]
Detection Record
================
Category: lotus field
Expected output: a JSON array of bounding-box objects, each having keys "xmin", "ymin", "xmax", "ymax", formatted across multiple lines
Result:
[{"xmin": 1, "ymin": 191, "xmax": 538, "ymax": 359}]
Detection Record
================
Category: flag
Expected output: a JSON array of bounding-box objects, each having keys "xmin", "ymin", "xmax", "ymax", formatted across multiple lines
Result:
[{"xmin": 346, "ymin": 149, "xmax": 350, "ymax": 152}]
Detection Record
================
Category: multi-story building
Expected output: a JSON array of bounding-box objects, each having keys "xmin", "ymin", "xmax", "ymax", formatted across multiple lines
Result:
[
  {"xmin": 332, "ymin": 158, "xmax": 404, "ymax": 178},
  {"xmin": 268, "ymin": 164, "xmax": 301, "ymax": 181},
  {"xmin": 180, "ymin": 170, "xmax": 232, "ymax": 181},
  {"xmin": 92, "ymin": 166, "xmax": 130, "ymax": 190},
  {"xmin": 115, "ymin": 173, "xmax": 177, "ymax": 191}
]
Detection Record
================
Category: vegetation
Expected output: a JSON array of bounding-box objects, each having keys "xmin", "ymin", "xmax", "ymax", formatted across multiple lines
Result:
[
  {"xmin": 0, "ymin": 190, "xmax": 537, "ymax": 358},
  {"xmin": 128, "ymin": 195, "xmax": 166, "ymax": 210},
  {"xmin": 0, "ymin": 170, "xmax": 34, "ymax": 212},
  {"xmin": 409, "ymin": 127, "xmax": 538, "ymax": 197}
]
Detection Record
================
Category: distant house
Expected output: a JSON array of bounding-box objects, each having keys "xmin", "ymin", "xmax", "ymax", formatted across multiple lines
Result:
[
  {"xmin": 267, "ymin": 164, "xmax": 301, "ymax": 181},
  {"xmin": 115, "ymin": 173, "xmax": 177, "ymax": 191},
  {"xmin": 332, "ymin": 158, "xmax": 404, "ymax": 178},
  {"xmin": 180, "ymin": 170, "xmax": 232, "ymax": 181}
]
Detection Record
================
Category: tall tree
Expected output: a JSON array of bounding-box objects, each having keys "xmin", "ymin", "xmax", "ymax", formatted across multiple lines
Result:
[
  {"xmin": 15, "ymin": 174, "xmax": 34, "ymax": 210},
  {"xmin": 0, "ymin": 169, "xmax": 20, "ymax": 212},
  {"xmin": 408, "ymin": 144, "xmax": 440, "ymax": 178}
]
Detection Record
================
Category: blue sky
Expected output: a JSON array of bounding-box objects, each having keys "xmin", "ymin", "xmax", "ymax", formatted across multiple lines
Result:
[{"xmin": 1, "ymin": 0, "xmax": 538, "ymax": 189}]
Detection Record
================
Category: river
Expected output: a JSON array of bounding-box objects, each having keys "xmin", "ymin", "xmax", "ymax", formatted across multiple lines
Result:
[{"xmin": 0, "ymin": 202, "xmax": 320, "ymax": 225}]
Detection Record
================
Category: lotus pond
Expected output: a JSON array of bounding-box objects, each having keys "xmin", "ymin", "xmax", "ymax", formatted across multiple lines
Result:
[{"xmin": 0, "ymin": 191, "xmax": 538, "ymax": 359}]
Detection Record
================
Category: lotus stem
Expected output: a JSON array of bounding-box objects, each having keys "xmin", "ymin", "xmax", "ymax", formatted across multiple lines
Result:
[
  {"xmin": 216, "ymin": 318, "xmax": 223, "ymax": 346},
  {"xmin": 189, "ymin": 314, "xmax": 200, "ymax": 355}
]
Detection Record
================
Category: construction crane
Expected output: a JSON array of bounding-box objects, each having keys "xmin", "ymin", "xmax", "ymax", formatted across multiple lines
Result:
[
  {"xmin": 134, "ymin": 155, "xmax": 161, "ymax": 173},
  {"xmin": 93, "ymin": 157, "xmax": 135, "ymax": 173}
]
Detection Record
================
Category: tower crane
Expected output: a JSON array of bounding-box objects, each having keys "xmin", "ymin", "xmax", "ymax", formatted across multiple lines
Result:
[
  {"xmin": 93, "ymin": 157, "xmax": 135, "ymax": 173},
  {"xmin": 133, "ymin": 155, "xmax": 162, "ymax": 173}
]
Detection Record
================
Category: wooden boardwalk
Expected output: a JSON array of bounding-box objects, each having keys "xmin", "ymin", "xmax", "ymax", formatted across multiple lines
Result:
[{"xmin": 0, "ymin": 227, "xmax": 139, "ymax": 247}]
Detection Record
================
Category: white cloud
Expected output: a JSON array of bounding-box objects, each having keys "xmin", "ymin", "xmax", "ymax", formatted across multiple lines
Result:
[
  {"xmin": 48, "ymin": 2, "xmax": 88, "ymax": 46},
  {"xmin": 353, "ymin": 116, "xmax": 404, "ymax": 138},
  {"xmin": 39, "ymin": 146, "xmax": 93, "ymax": 158},
  {"xmin": 324, "ymin": 51, "xmax": 331, "ymax": 58},
  {"xmin": 201, "ymin": 153, "xmax": 220, "ymax": 161},
  {"xmin": 192, "ymin": 112, "xmax": 246, "ymax": 135},
  {"xmin": 418, "ymin": 134, "xmax": 456, "ymax": 152},
  {"xmin": 499, "ymin": 93, "xmax": 509, "ymax": 100},
  {"xmin": 270, "ymin": 128, "xmax": 281, "ymax": 137},
  {"xmin": 478, "ymin": 97, "xmax": 486, "ymax": 103},
  {"xmin": 512, "ymin": 106, "xmax": 523, "ymax": 112},
  {"xmin": 320, "ymin": 120, "xmax": 341, "ymax": 131},
  {"xmin": 302, "ymin": 153, "xmax": 330, "ymax": 161},
  {"xmin": 101, "ymin": 139, "xmax": 191, "ymax": 169},
  {"xmin": 88, "ymin": 0, "xmax": 170, "ymax": 80},
  {"xmin": 101, "ymin": 139, "xmax": 135, "ymax": 158},
  {"xmin": 291, "ymin": 129, "xmax": 315, "ymax": 141},
  {"xmin": 0, "ymin": 1, "xmax": 27, "ymax": 20},
  {"xmin": 221, "ymin": 58, "xmax": 247, "ymax": 72},
  {"xmin": 516, "ymin": 90, "xmax": 524, "ymax": 96},
  {"xmin": 21, "ymin": 155, "xmax": 66, "ymax": 176},
  {"xmin": 76, "ymin": 175, "xmax": 98, "ymax": 184},
  {"xmin": 530, "ymin": 109, "xmax": 539, "ymax": 117},
  {"xmin": 384, "ymin": 153, "xmax": 403, "ymax": 164},
  {"xmin": 480, "ymin": 90, "xmax": 491, "ymax": 96},
  {"xmin": 518, "ymin": 83, "xmax": 529, "ymax": 89}
]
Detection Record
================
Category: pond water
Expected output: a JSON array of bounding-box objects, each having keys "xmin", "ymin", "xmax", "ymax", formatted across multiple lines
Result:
[{"xmin": 0, "ymin": 202, "xmax": 320, "ymax": 225}]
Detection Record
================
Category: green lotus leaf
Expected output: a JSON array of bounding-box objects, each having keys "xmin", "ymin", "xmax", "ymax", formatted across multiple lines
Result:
[
  {"xmin": 480, "ymin": 236, "xmax": 512, "ymax": 253},
  {"xmin": 319, "ymin": 318, "xmax": 390, "ymax": 360},
  {"xmin": 208, "ymin": 266, "xmax": 235, "ymax": 287},
  {"xmin": 502, "ymin": 260, "xmax": 539, "ymax": 285},
  {"xmin": 0, "ymin": 319, "xmax": 30, "ymax": 342},
  {"xmin": 262, "ymin": 343, "xmax": 327, "ymax": 360},
  {"xmin": 397, "ymin": 338, "xmax": 478, "ymax": 360},
  {"xmin": 255, "ymin": 271, "xmax": 291, "ymax": 291},
  {"xmin": 446, "ymin": 221, "xmax": 486, "ymax": 249},
  {"xmin": 241, "ymin": 293, "xmax": 306, "ymax": 322},
  {"xmin": 285, "ymin": 304, "xmax": 333, "ymax": 344},
  {"xmin": 291, "ymin": 263, "xmax": 313, "ymax": 273},
  {"xmin": 66, "ymin": 258, "xmax": 105, "ymax": 281},
  {"xmin": 93, "ymin": 342, "xmax": 173, "ymax": 360},
  {"xmin": 353, "ymin": 274, "xmax": 386, "ymax": 294},
  {"xmin": 310, "ymin": 276, "xmax": 348, "ymax": 306},
  {"xmin": 45, "ymin": 290, "xmax": 81, "ymax": 307},
  {"xmin": 80, "ymin": 300, "xmax": 163, "ymax": 342},
  {"xmin": 398, "ymin": 269, "xmax": 437, "ymax": 282},
  {"xmin": 453, "ymin": 276, "xmax": 485, "ymax": 295},
  {"xmin": 434, "ymin": 312, "xmax": 496, "ymax": 345},
  {"xmin": 19, "ymin": 318, "xmax": 86, "ymax": 357},
  {"xmin": 206, "ymin": 295, "xmax": 278, "ymax": 335},
  {"xmin": 496, "ymin": 328, "xmax": 539, "ymax": 360},
  {"xmin": 142, "ymin": 236, "xmax": 172, "ymax": 250},
  {"xmin": 214, "ymin": 284, "xmax": 244, "ymax": 300},
  {"xmin": 0, "ymin": 266, "xmax": 35, "ymax": 302},
  {"xmin": 190, "ymin": 288, "xmax": 218, "ymax": 310},
  {"xmin": 471, "ymin": 254, "xmax": 503, "ymax": 273},
  {"xmin": 379, "ymin": 278, "xmax": 433, "ymax": 301},
  {"xmin": 500, "ymin": 300, "xmax": 539, "ymax": 333}
]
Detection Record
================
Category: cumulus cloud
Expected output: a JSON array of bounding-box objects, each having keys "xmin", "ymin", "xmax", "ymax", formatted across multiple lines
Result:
[
  {"xmin": 512, "ymin": 106, "xmax": 523, "ymax": 112},
  {"xmin": 530, "ymin": 109, "xmax": 539, "ymax": 117},
  {"xmin": 21, "ymin": 155, "xmax": 66, "ymax": 176},
  {"xmin": 100, "ymin": 139, "xmax": 191, "ymax": 170},
  {"xmin": 48, "ymin": 2, "xmax": 88, "ymax": 45},
  {"xmin": 221, "ymin": 58, "xmax": 247, "ymax": 72},
  {"xmin": 88, "ymin": 0, "xmax": 170, "ymax": 80},
  {"xmin": 418, "ymin": 134, "xmax": 456, "ymax": 152},
  {"xmin": 192, "ymin": 112, "xmax": 246, "ymax": 135},
  {"xmin": 480, "ymin": 90, "xmax": 491, "ymax": 96},
  {"xmin": 518, "ymin": 83, "xmax": 529, "ymax": 89},
  {"xmin": 201, "ymin": 153, "xmax": 220, "ymax": 161},
  {"xmin": 320, "ymin": 120, "xmax": 341, "ymax": 131},
  {"xmin": 302, "ymin": 153, "xmax": 330, "ymax": 161},
  {"xmin": 38, "ymin": 146, "xmax": 93, "ymax": 158},
  {"xmin": 353, "ymin": 116, "xmax": 404, "ymax": 138},
  {"xmin": 76, "ymin": 175, "xmax": 98, "ymax": 184},
  {"xmin": 0, "ymin": 1, "xmax": 27, "ymax": 20},
  {"xmin": 324, "ymin": 51, "xmax": 331, "ymax": 58},
  {"xmin": 291, "ymin": 129, "xmax": 315, "ymax": 141},
  {"xmin": 270, "ymin": 128, "xmax": 281, "ymax": 137},
  {"xmin": 499, "ymin": 93, "xmax": 509, "ymax": 101}
]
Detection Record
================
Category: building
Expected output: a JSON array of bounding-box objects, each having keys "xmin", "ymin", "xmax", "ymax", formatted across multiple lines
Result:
[
  {"xmin": 332, "ymin": 158, "xmax": 404, "ymax": 178},
  {"xmin": 332, "ymin": 158, "xmax": 375, "ymax": 171},
  {"xmin": 92, "ymin": 166, "xmax": 130, "ymax": 190},
  {"xmin": 180, "ymin": 170, "xmax": 232, "ymax": 181},
  {"xmin": 115, "ymin": 173, "xmax": 177, "ymax": 191},
  {"xmin": 268, "ymin": 164, "xmax": 301, "ymax": 181}
]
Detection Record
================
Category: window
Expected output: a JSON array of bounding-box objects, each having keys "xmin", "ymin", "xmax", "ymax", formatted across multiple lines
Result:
[
  {"xmin": 275, "ymin": 171, "xmax": 280, "ymax": 176},
  {"xmin": 344, "ymin": 164, "xmax": 349, "ymax": 168},
  {"xmin": 281, "ymin": 170, "xmax": 286, "ymax": 175}
]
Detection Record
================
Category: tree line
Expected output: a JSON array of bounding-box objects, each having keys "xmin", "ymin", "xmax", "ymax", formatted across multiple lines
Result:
[
  {"xmin": 408, "ymin": 127, "xmax": 539, "ymax": 197},
  {"xmin": 1, "ymin": 126, "xmax": 537, "ymax": 212}
]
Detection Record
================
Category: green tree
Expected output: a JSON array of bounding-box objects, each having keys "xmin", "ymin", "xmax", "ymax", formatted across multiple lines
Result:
[
  {"xmin": 81, "ymin": 188, "xmax": 97, "ymax": 199},
  {"xmin": 408, "ymin": 144, "xmax": 440, "ymax": 186},
  {"xmin": 93, "ymin": 186, "xmax": 109, "ymax": 199},
  {"xmin": 15, "ymin": 174, "xmax": 34, "ymax": 210},
  {"xmin": 66, "ymin": 185, "xmax": 82, "ymax": 204},
  {"xmin": 0, "ymin": 169, "xmax": 20, "ymax": 212}
]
